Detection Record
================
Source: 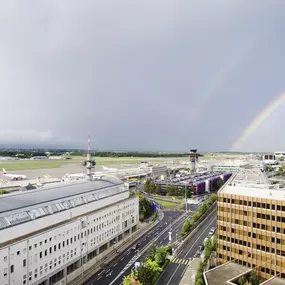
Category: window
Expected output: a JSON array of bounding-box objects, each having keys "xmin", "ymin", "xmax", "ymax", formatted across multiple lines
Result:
[
  {"xmin": 17, "ymin": 251, "xmax": 20, "ymax": 256},
  {"xmin": 29, "ymin": 246, "xmax": 32, "ymax": 251},
  {"xmin": 3, "ymin": 256, "xmax": 7, "ymax": 262},
  {"xmin": 40, "ymin": 252, "xmax": 42, "ymax": 259},
  {"xmin": 4, "ymin": 268, "xmax": 7, "ymax": 277},
  {"xmin": 23, "ymin": 259, "xmax": 26, "ymax": 267},
  {"xmin": 11, "ymin": 265, "xmax": 14, "ymax": 273}
]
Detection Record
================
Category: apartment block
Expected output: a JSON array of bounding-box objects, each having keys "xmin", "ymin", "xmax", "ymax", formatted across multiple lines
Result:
[{"xmin": 217, "ymin": 169, "xmax": 285, "ymax": 280}]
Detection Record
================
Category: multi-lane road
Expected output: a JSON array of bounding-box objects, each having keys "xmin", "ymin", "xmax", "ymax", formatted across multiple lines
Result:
[
  {"xmin": 84, "ymin": 204, "xmax": 199, "ymax": 285},
  {"xmin": 84, "ymin": 200, "xmax": 215, "ymax": 285},
  {"xmin": 156, "ymin": 209, "xmax": 217, "ymax": 285}
]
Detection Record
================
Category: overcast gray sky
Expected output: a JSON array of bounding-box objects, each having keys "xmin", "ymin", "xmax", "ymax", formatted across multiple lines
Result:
[{"xmin": 1, "ymin": 1, "xmax": 285, "ymax": 152}]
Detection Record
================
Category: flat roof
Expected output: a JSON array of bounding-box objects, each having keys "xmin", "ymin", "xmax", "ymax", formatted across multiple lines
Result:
[
  {"xmin": 262, "ymin": 278, "xmax": 285, "ymax": 285},
  {"xmin": 204, "ymin": 262, "xmax": 250, "ymax": 285},
  {"xmin": 0, "ymin": 177, "xmax": 122, "ymax": 214},
  {"xmin": 219, "ymin": 169, "xmax": 285, "ymax": 200}
]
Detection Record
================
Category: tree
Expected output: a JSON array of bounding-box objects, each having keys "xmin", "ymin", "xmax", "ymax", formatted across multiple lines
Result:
[
  {"xmin": 148, "ymin": 243, "xmax": 157, "ymax": 261},
  {"xmin": 155, "ymin": 184, "xmax": 161, "ymax": 195},
  {"xmin": 238, "ymin": 275, "xmax": 247, "ymax": 285},
  {"xmin": 182, "ymin": 218, "xmax": 191, "ymax": 234},
  {"xmin": 249, "ymin": 270, "xmax": 259, "ymax": 285},
  {"xmin": 149, "ymin": 183, "xmax": 155, "ymax": 194},
  {"xmin": 137, "ymin": 259, "xmax": 161, "ymax": 285},
  {"xmin": 215, "ymin": 178, "xmax": 224, "ymax": 190},
  {"xmin": 191, "ymin": 212, "xmax": 201, "ymax": 224},
  {"xmin": 212, "ymin": 234, "xmax": 217, "ymax": 251},
  {"xmin": 165, "ymin": 245, "xmax": 173, "ymax": 255},
  {"xmin": 144, "ymin": 180, "xmax": 150, "ymax": 193},
  {"xmin": 204, "ymin": 239, "xmax": 212, "ymax": 261},
  {"xmin": 166, "ymin": 185, "xmax": 173, "ymax": 196},
  {"xmin": 209, "ymin": 193, "xmax": 217, "ymax": 202},
  {"xmin": 155, "ymin": 246, "xmax": 168, "ymax": 267},
  {"xmin": 123, "ymin": 271, "xmax": 140, "ymax": 285}
]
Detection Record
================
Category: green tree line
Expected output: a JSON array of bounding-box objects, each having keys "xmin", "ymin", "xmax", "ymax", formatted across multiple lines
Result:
[
  {"xmin": 123, "ymin": 244, "xmax": 172, "ymax": 285},
  {"xmin": 181, "ymin": 194, "xmax": 217, "ymax": 236}
]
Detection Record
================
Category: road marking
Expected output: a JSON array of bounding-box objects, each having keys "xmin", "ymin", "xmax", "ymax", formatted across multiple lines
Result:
[
  {"xmin": 120, "ymin": 257, "xmax": 124, "ymax": 261},
  {"xmin": 164, "ymin": 217, "xmax": 216, "ymax": 285},
  {"xmin": 109, "ymin": 213, "xmax": 187, "ymax": 285},
  {"xmin": 127, "ymin": 252, "xmax": 130, "ymax": 256},
  {"xmin": 113, "ymin": 262, "xmax": 118, "ymax": 267},
  {"xmin": 97, "ymin": 276, "xmax": 102, "ymax": 281}
]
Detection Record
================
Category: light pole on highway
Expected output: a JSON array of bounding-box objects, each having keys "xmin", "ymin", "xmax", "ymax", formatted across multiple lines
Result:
[{"xmin": 185, "ymin": 183, "xmax": 188, "ymax": 213}]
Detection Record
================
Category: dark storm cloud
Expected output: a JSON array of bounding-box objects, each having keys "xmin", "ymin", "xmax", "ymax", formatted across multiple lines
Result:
[{"xmin": 1, "ymin": 1, "xmax": 285, "ymax": 151}]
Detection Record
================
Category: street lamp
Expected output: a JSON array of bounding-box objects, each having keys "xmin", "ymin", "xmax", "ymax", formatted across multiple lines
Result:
[{"xmin": 185, "ymin": 182, "xmax": 188, "ymax": 213}]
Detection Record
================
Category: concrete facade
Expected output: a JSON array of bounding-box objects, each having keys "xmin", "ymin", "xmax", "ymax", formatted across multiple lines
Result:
[{"xmin": 0, "ymin": 178, "xmax": 139, "ymax": 285}]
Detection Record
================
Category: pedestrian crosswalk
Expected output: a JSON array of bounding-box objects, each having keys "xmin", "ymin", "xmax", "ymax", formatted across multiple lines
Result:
[{"xmin": 171, "ymin": 258, "xmax": 191, "ymax": 265}]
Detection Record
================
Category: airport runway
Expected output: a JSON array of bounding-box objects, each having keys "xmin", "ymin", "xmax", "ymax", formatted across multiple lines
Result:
[{"xmin": 84, "ymin": 209, "xmax": 196, "ymax": 285}]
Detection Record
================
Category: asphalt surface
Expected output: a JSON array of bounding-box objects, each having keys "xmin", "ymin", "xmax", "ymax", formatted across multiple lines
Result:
[
  {"xmin": 156, "ymin": 209, "xmax": 217, "ymax": 285},
  {"xmin": 84, "ymin": 207, "xmax": 198, "ymax": 285}
]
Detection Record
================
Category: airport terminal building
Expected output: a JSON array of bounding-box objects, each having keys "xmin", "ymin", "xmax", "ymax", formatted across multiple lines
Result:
[{"xmin": 0, "ymin": 177, "xmax": 139, "ymax": 285}]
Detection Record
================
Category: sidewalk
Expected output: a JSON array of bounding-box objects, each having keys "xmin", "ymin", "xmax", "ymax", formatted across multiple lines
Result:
[
  {"xmin": 179, "ymin": 258, "xmax": 201, "ymax": 285},
  {"xmin": 68, "ymin": 211, "xmax": 164, "ymax": 285}
]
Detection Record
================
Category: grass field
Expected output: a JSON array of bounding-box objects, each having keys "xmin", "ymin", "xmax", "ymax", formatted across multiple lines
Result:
[
  {"xmin": 151, "ymin": 194, "xmax": 184, "ymax": 202},
  {"xmin": 0, "ymin": 156, "xmax": 188, "ymax": 171},
  {"xmin": 153, "ymin": 199, "xmax": 178, "ymax": 209}
]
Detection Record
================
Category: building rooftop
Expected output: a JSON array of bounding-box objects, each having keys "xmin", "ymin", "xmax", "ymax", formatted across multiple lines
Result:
[
  {"xmin": 204, "ymin": 262, "xmax": 250, "ymax": 285},
  {"xmin": 0, "ymin": 177, "xmax": 125, "ymax": 231},
  {"xmin": 262, "ymin": 277, "xmax": 285, "ymax": 285},
  {"xmin": 204, "ymin": 263, "xmax": 285, "ymax": 285},
  {"xmin": 220, "ymin": 169, "xmax": 285, "ymax": 200},
  {"xmin": 0, "ymin": 177, "xmax": 122, "ymax": 214}
]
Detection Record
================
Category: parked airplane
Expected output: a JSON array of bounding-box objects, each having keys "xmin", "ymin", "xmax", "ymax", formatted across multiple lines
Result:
[
  {"xmin": 102, "ymin": 166, "xmax": 118, "ymax": 171},
  {"xmin": 2, "ymin": 168, "xmax": 27, "ymax": 180}
]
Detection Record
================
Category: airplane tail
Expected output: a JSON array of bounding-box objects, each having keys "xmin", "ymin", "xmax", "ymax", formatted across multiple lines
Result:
[
  {"xmin": 102, "ymin": 166, "xmax": 108, "ymax": 170},
  {"xmin": 2, "ymin": 168, "xmax": 7, "ymax": 174}
]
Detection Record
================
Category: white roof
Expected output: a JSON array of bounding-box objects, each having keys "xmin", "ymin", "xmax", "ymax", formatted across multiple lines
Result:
[
  {"xmin": 220, "ymin": 168, "xmax": 285, "ymax": 200},
  {"xmin": 221, "ymin": 185, "xmax": 285, "ymax": 200}
]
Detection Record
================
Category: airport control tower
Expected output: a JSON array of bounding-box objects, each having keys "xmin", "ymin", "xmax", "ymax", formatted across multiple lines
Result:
[
  {"xmin": 82, "ymin": 135, "xmax": 96, "ymax": 181},
  {"xmin": 188, "ymin": 149, "xmax": 199, "ymax": 172}
]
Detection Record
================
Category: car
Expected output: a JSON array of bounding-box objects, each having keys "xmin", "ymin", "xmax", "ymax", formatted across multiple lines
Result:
[
  {"xmin": 132, "ymin": 244, "xmax": 139, "ymax": 251},
  {"xmin": 209, "ymin": 227, "xmax": 216, "ymax": 236}
]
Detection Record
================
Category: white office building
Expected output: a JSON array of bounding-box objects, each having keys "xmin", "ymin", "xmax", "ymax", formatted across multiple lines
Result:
[{"xmin": 0, "ymin": 177, "xmax": 139, "ymax": 285}]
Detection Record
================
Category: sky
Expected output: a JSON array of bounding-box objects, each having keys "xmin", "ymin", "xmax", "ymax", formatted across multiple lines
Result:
[{"xmin": 1, "ymin": 1, "xmax": 285, "ymax": 152}]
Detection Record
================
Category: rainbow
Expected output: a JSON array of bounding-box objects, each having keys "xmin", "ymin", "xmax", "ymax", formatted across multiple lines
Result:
[{"xmin": 231, "ymin": 92, "xmax": 285, "ymax": 151}]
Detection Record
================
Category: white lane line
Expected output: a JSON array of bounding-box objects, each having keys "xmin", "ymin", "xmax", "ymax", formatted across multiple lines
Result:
[
  {"xmin": 127, "ymin": 252, "xmax": 130, "ymax": 255},
  {"xmin": 165, "ymin": 217, "xmax": 216, "ymax": 285},
  {"xmin": 97, "ymin": 276, "xmax": 102, "ymax": 281},
  {"xmin": 109, "ymin": 214, "xmax": 188, "ymax": 285},
  {"xmin": 120, "ymin": 257, "xmax": 124, "ymax": 261},
  {"xmin": 113, "ymin": 262, "xmax": 118, "ymax": 267}
]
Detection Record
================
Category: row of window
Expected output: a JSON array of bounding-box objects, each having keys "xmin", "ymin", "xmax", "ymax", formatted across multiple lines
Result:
[
  {"xmin": 3, "ymin": 249, "xmax": 77, "ymax": 280},
  {"xmin": 220, "ymin": 197, "xmax": 285, "ymax": 211},
  {"xmin": 218, "ymin": 235, "xmax": 285, "ymax": 255},
  {"xmin": 219, "ymin": 222, "xmax": 285, "ymax": 234},
  {"xmin": 219, "ymin": 208, "xmax": 285, "ymax": 222}
]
